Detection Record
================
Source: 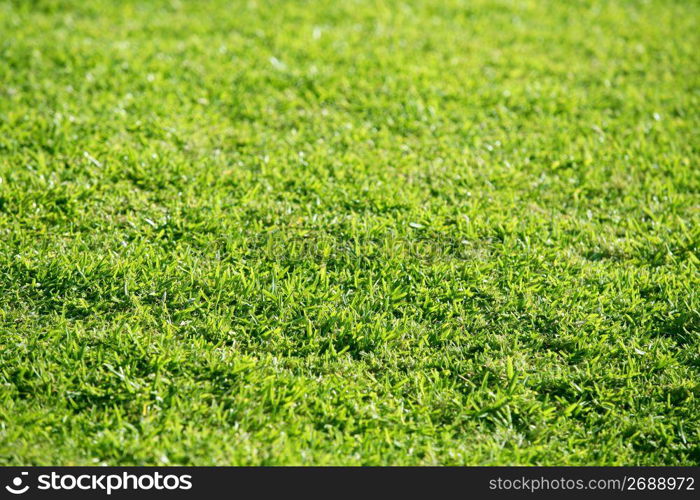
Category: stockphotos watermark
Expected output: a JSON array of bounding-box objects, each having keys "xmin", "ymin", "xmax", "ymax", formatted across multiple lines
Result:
[{"xmin": 4, "ymin": 470, "xmax": 192, "ymax": 495}]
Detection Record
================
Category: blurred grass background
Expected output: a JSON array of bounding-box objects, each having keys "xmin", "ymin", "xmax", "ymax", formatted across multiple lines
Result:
[{"xmin": 0, "ymin": 0, "xmax": 698, "ymax": 464}]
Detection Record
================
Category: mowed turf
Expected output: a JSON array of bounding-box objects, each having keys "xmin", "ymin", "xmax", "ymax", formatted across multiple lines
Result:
[{"xmin": 0, "ymin": 0, "xmax": 698, "ymax": 465}]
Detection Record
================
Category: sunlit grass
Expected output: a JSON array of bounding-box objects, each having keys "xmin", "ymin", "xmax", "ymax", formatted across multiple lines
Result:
[{"xmin": 0, "ymin": 0, "xmax": 698, "ymax": 465}]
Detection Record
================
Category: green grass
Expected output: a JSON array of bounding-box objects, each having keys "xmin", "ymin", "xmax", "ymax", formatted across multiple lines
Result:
[{"xmin": 0, "ymin": 0, "xmax": 698, "ymax": 466}]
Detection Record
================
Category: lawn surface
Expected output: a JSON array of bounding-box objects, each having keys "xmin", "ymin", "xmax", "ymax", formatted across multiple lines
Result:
[{"xmin": 0, "ymin": 0, "xmax": 698, "ymax": 465}]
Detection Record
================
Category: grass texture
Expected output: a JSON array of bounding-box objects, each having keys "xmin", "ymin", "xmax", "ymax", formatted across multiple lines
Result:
[{"xmin": 0, "ymin": 0, "xmax": 698, "ymax": 465}]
